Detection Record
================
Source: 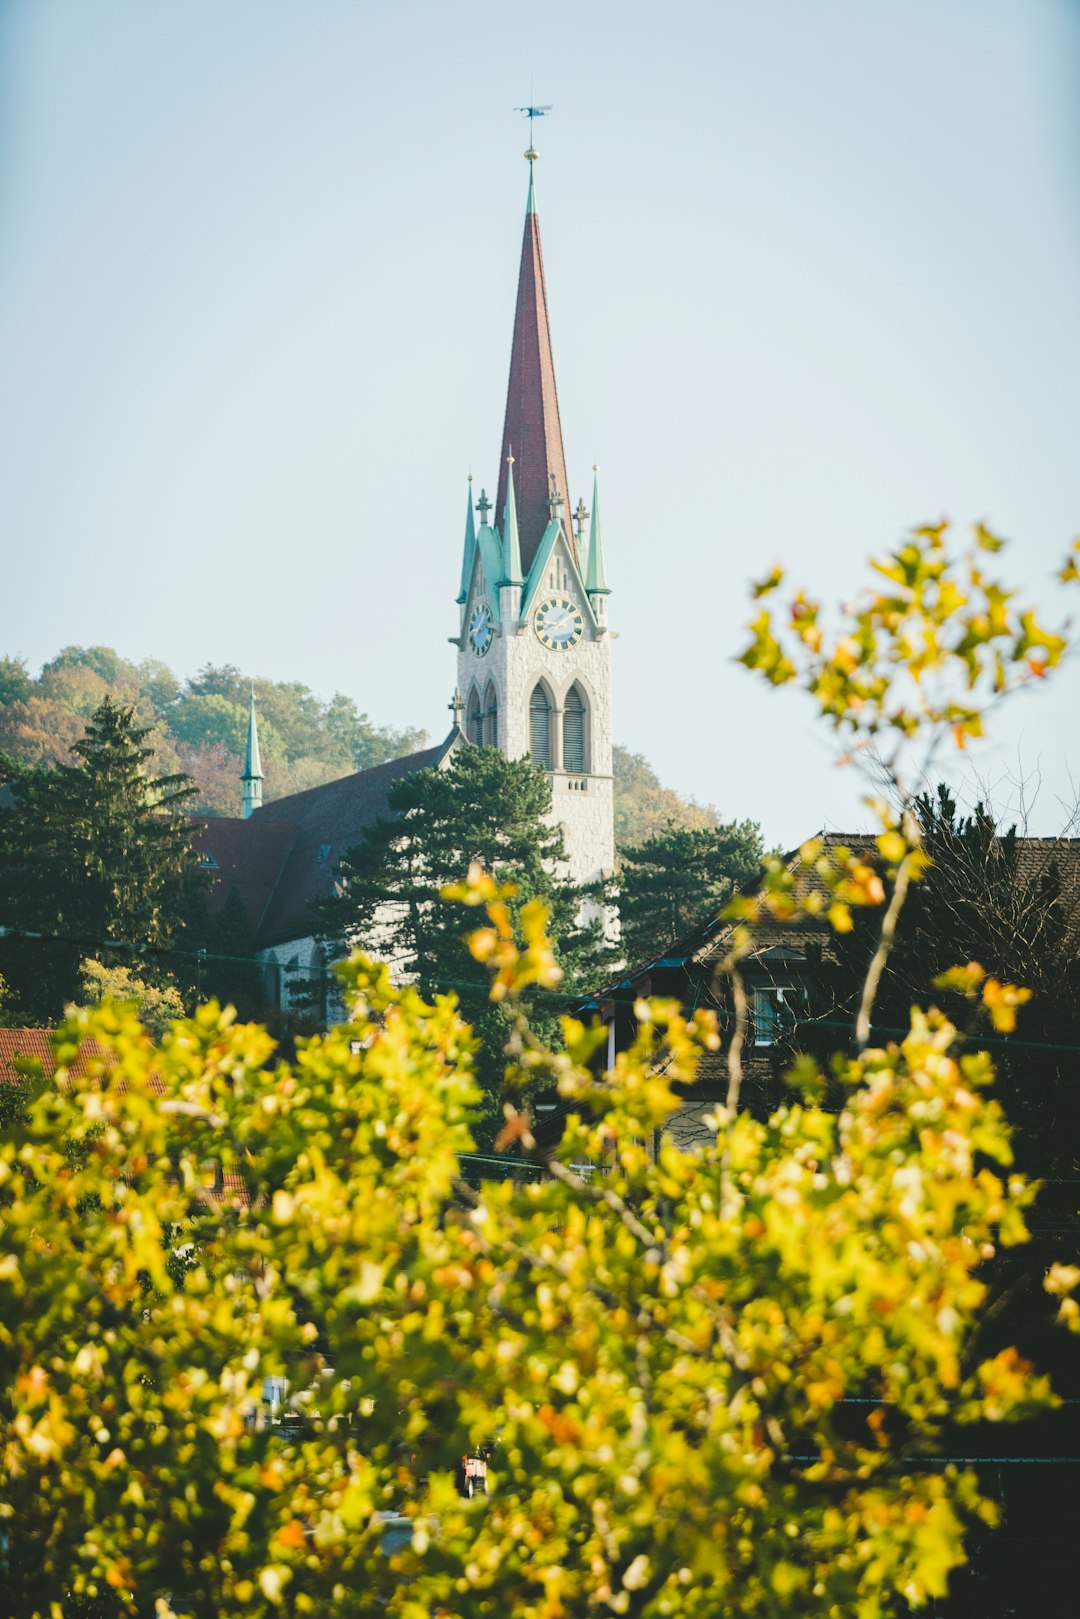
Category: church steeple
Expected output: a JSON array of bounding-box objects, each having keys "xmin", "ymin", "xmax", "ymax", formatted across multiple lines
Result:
[
  {"xmin": 494, "ymin": 147, "xmax": 572, "ymax": 576},
  {"xmin": 241, "ymin": 690, "xmax": 263, "ymax": 819},
  {"xmin": 453, "ymin": 137, "xmax": 614, "ymax": 890}
]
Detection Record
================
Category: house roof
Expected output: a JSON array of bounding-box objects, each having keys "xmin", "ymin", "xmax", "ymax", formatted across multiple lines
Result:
[
  {"xmin": 0, "ymin": 1027, "xmax": 56, "ymax": 1081},
  {"xmin": 0, "ymin": 1029, "xmax": 248, "ymax": 1205},
  {"xmin": 0, "ymin": 1029, "xmax": 163, "ymax": 1092},
  {"xmin": 585, "ymin": 829, "xmax": 1080, "ymax": 1010},
  {"xmin": 195, "ymin": 734, "xmax": 459, "ymax": 949}
]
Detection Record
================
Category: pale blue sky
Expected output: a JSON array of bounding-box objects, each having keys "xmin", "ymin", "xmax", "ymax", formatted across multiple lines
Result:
[{"xmin": 2, "ymin": 0, "xmax": 1079, "ymax": 846}]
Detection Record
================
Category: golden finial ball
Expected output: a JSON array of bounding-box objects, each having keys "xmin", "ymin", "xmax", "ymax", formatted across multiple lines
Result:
[{"xmin": 525, "ymin": 147, "xmax": 539, "ymax": 162}]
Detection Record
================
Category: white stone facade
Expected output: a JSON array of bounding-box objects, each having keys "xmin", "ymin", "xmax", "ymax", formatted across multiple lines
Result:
[{"xmin": 456, "ymin": 522, "xmax": 614, "ymax": 887}]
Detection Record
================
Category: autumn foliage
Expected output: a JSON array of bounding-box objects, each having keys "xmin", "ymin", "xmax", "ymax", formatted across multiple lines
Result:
[{"xmin": 2, "ymin": 523, "xmax": 1079, "ymax": 1617}]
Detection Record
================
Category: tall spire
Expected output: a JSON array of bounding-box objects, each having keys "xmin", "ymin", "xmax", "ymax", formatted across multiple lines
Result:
[
  {"xmin": 457, "ymin": 476, "xmax": 477, "ymax": 604},
  {"xmin": 499, "ymin": 453, "xmax": 523, "ymax": 586},
  {"xmin": 494, "ymin": 147, "xmax": 571, "ymax": 576},
  {"xmin": 242, "ymin": 689, "xmax": 263, "ymax": 819},
  {"xmin": 585, "ymin": 469, "xmax": 609, "ymax": 596}
]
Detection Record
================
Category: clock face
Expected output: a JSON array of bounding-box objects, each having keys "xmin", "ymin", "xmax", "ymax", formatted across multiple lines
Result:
[
  {"xmin": 468, "ymin": 603, "xmax": 494, "ymax": 655},
  {"xmin": 534, "ymin": 595, "xmax": 584, "ymax": 651}
]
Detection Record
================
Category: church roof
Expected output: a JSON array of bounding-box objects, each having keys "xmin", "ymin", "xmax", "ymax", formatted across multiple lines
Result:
[
  {"xmin": 494, "ymin": 157, "xmax": 573, "ymax": 578},
  {"xmin": 195, "ymin": 735, "xmax": 457, "ymax": 950},
  {"xmin": 192, "ymin": 815, "xmax": 296, "ymax": 939}
]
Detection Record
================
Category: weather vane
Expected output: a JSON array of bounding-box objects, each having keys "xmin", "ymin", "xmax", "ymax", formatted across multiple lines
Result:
[{"xmin": 515, "ymin": 102, "xmax": 553, "ymax": 157}]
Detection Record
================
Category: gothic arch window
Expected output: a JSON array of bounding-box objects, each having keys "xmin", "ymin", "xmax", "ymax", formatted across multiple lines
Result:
[
  {"xmin": 563, "ymin": 682, "xmax": 588, "ymax": 773},
  {"xmin": 467, "ymin": 688, "xmax": 484, "ymax": 745},
  {"xmin": 529, "ymin": 683, "xmax": 553, "ymax": 769},
  {"xmin": 483, "ymin": 682, "xmax": 499, "ymax": 747}
]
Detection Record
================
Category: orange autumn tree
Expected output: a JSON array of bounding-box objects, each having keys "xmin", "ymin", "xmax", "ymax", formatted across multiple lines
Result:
[{"xmin": 2, "ymin": 522, "xmax": 1079, "ymax": 1618}]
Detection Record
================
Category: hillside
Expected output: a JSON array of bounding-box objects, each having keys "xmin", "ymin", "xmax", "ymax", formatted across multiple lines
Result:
[
  {"xmin": 0, "ymin": 648, "xmax": 426, "ymax": 819},
  {"xmin": 0, "ymin": 648, "xmax": 723, "ymax": 846}
]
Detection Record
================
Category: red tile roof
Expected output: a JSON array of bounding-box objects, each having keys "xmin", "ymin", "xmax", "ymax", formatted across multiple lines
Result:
[
  {"xmin": 0, "ymin": 1029, "xmax": 164, "ymax": 1092},
  {"xmin": 0, "ymin": 1027, "xmax": 54, "ymax": 1081}
]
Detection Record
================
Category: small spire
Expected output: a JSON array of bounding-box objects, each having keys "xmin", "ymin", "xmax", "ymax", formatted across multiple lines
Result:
[
  {"xmin": 575, "ymin": 495, "xmax": 591, "ymax": 582},
  {"xmin": 457, "ymin": 476, "xmax": 477, "ymax": 604},
  {"xmin": 449, "ymin": 688, "xmax": 465, "ymax": 729},
  {"xmin": 573, "ymin": 496, "xmax": 589, "ymax": 540},
  {"xmin": 585, "ymin": 468, "xmax": 610, "ymax": 596},
  {"xmin": 525, "ymin": 147, "xmax": 538, "ymax": 214},
  {"xmin": 242, "ymin": 688, "xmax": 264, "ymax": 819},
  {"xmin": 499, "ymin": 452, "xmax": 523, "ymax": 587},
  {"xmin": 476, "ymin": 487, "xmax": 492, "ymax": 525}
]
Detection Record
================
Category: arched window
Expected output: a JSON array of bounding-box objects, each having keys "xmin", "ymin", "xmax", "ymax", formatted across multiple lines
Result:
[
  {"xmin": 467, "ymin": 688, "xmax": 483, "ymax": 745},
  {"xmin": 529, "ymin": 684, "xmax": 552, "ymax": 768},
  {"xmin": 563, "ymin": 683, "xmax": 587, "ymax": 773},
  {"xmin": 483, "ymin": 682, "xmax": 499, "ymax": 747}
]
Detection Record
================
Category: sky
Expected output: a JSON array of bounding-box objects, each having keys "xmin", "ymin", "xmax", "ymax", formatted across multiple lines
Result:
[{"xmin": 2, "ymin": 0, "xmax": 1079, "ymax": 850}]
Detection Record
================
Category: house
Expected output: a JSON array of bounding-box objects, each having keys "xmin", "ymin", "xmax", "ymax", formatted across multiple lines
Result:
[
  {"xmin": 579, "ymin": 825, "xmax": 1080, "ymax": 1152},
  {"xmin": 0, "ymin": 1027, "xmax": 248, "ymax": 1208}
]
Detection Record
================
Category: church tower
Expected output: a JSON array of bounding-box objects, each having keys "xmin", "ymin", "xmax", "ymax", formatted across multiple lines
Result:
[{"xmin": 455, "ymin": 144, "xmax": 614, "ymax": 886}]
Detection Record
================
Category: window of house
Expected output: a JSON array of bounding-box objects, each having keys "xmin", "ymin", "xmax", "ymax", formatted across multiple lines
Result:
[
  {"xmin": 483, "ymin": 682, "xmax": 498, "ymax": 747},
  {"xmin": 529, "ymin": 684, "xmax": 552, "ymax": 768},
  {"xmin": 752, "ymin": 985, "xmax": 805, "ymax": 1046},
  {"xmin": 467, "ymin": 688, "xmax": 484, "ymax": 745},
  {"xmin": 563, "ymin": 682, "xmax": 587, "ymax": 772}
]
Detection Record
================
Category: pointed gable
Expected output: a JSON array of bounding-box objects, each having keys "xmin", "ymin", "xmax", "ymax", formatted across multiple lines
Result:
[{"xmin": 494, "ymin": 159, "xmax": 573, "ymax": 579}]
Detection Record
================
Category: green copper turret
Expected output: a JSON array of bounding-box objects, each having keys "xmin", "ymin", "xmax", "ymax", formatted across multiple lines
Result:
[
  {"xmin": 457, "ymin": 478, "xmax": 477, "ymax": 604},
  {"xmin": 585, "ymin": 471, "xmax": 610, "ymax": 597},
  {"xmin": 242, "ymin": 690, "xmax": 264, "ymax": 819},
  {"xmin": 499, "ymin": 455, "xmax": 524, "ymax": 587}
]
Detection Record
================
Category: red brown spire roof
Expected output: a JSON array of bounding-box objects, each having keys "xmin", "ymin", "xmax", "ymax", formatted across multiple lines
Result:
[{"xmin": 494, "ymin": 161, "xmax": 573, "ymax": 575}]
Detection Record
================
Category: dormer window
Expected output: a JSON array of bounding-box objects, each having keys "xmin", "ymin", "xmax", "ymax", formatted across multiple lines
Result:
[{"xmin": 317, "ymin": 843, "xmax": 332, "ymax": 864}]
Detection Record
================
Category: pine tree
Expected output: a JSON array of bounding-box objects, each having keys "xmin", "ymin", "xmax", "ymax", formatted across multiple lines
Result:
[
  {"xmin": 617, "ymin": 818, "xmax": 764, "ymax": 967},
  {"xmin": 0, "ymin": 698, "xmax": 198, "ymax": 1022},
  {"xmin": 315, "ymin": 745, "xmax": 616, "ymax": 1122}
]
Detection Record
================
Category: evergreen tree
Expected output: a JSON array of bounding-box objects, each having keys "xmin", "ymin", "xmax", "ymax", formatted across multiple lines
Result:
[
  {"xmin": 617, "ymin": 818, "xmax": 764, "ymax": 966},
  {"xmin": 203, "ymin": 885, "xmax": 265, "ymax": 1020},
  {"xmin": 315, "ymin": 745, "xmax": 616, "ymax": 1123},
  {"xmin": 0, "ymin": 699, "xmax": 199, "ymax": 1023}
]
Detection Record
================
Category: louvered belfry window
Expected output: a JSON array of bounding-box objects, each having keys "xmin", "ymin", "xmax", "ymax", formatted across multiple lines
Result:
[
  {"xmin": 483, "ymin": 684, "xmax": 499, "ymax": 747},
  {"xmin": 563, "ymin": 683, "xmax": 586, "ymax": 773},
  {"xmin": 529, "ymin": 685, "xmax": 552, "ymax": 768},
  {"xmin": 467, "ymin": 689, "xmax": 484, "ymax": 745}
]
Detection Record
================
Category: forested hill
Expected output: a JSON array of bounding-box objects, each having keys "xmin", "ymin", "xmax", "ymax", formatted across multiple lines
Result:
[
  {"xmin": 0, "ymin": 647, "xmax": 724, "ymax": 843},
  {"xmin": 0, "ymin": 647, "xmax": 427, "ymax": 818}
]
